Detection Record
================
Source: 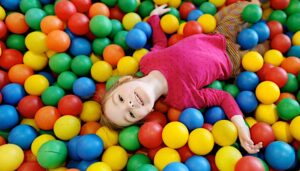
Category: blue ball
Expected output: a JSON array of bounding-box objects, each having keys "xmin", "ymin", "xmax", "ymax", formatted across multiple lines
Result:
[
  {"xmin": 187, "ymin": 9, "xmax": 203, "ymax": 21},
  {"xmin": 69, "ymin": 37, "xmax": 92, "ymax": 56},
  {"xmin": 77, "ymin": 160, "xmax": 97, "ymax": 171},
  {"xmin": 287, "ymin": 45, "xmax": 300, "ymax": 58},
  {"xmin": 179, "ymin": 108, "xmax": 204, "ymax": 131},
  {"xmin": 265, "ymin": 141, "xmax": 296, "ymax": 170},
  {"xmin": 73, "ymin": 77, "xmax": 96, "ymax": 99},
  {"xmin": 126, "ymin": 28, "xmax": 147, "ymax": 49},
  {"xmin": 134, "ymin": 22, "xmax": 152, "ymax": 39},
  {"xmin": 1, "ymin": 83, "xmax": 26, "ymax": 105},
  {"xmin": 76, "ymin": 134, "xmax": 104, "ymax": 161},
  {"xmin": 236, "ymin": 91, "xmax": 258, "ymax": 113},
  {"xmin": 8, "ymin": 124, "xmax": 37, "ymax": 150},
  {"xmin": 163, "ymin": 162, "xmax": 189, "ymax": 171},
  {"xmin": 0, "ymin": 105, "xmax": 19, "ymax": 130},
  {"xmin": 185, "ymin": 155, "xmax": 210, "ymax": 171},
  {"xmin": 40, "ymin": 0, "xmax": 54, "ymax": 5},
  {"xmin": 38, "ymin": 71, "xmax": 55, "ymax": 85},
  {"xmin": 64, "ymin": 28, "xmax": 77, "ymax": 40},
  {"xmin": 251, "ymin": 21, "xmax": 270, "ymax": 43},
  {"xmin": 66, "ymin": 160, "xmax": 79, "ymax": 169},
  {"xmin": 237, "ymin": 28, "xmax": 259, "ymax": 50},
  {"xmin": 67, "ymin": 136, "xmax": 81, "ymax": 161},
  {"xmin": 236, "ymin": 71, "xmax": 259, "ymax": 91},
  {"xmin": 204, "ymin": 106, "xmax": 226, "ymax": 125},
  {"xmin": 1, "ymin": 0, "xmax": 20, "ymax": 11}
]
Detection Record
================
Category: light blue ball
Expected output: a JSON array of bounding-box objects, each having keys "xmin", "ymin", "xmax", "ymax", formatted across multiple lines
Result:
[
  {"xmin": 236, "ymin": 71, "xmax": 259, "ymax": 91},
  {"xmin": 179, "ymin": 108, "xmax": 204, "ymax": 131},
  {"xmin": 163, "ymin": 162, "xmax": 189, "ymax": 171},
  {"xmin": 0, "ymin": 105, "xmax": 19, "ymax": 130},
  {"xmin": 126, "ymin": 28, "xmax": 147, "ymax": 49},
  {"xmin": 185, "ymin": 155, "xmax": 211, "ymax": 171},
  {"xmin": 8, "ymin": 124, "xmax": 37, "ymax": 150},
  {"xmin": 204, "ymin": 106, "xmax": 226, "ymax": 125},
  {"xmin": 1, "ymin": 83, "xmax": 26, "ymax": 105},
  {"xmin": 251, "ymin": 21, "xmax": 270, "ymax": 43},
  {"xmin": 69, "ymin": 37, "xmax": 92, "ymax": 56},
  {"xmin": 287, "ymin": 45, "xmax": 300, "ymax": 58},
  {"xmin": 73, "ymin": 77, "xmax": 96, "ymax": 99},
  {"xmin": 237, "ymin": 28, "xmax": 259, "ymax": 50},
  {"xmin": 187, "ymin": 9, "xmax": 203, "ymax": 21},
  {"xmin": 236, "ymin": 91, "xmax": 258, "ymax": 113},
  {"xmin": 134, "ymin": 22, "xmax": 152, "ymax": 39},
  {"xmin": 76, "ymin": 134, "xmax": 104, "ymax": 161}
]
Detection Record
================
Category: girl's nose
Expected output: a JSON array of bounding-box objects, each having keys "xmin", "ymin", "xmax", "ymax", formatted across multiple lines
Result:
[{"xmin": 128, "ymin": 101, "xmax": 134, "ymax": 108}]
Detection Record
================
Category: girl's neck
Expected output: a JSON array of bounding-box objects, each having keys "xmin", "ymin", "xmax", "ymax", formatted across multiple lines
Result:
[{"xmin": 140, "ymin": 70, "xmax": 168, "ymax": 99}]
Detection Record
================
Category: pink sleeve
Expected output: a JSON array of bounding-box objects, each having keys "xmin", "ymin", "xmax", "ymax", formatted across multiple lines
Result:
[
  {"xmin": 147, "ymin": 15, "xmax": 168, "ymax": 51},
  {"xmin": 191, "ymin": 88, "xmax": 243, "ymax": 119}
]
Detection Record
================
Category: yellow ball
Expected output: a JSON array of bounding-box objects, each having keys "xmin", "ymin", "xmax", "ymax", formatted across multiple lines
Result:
[
  {"xmin": 24, "ymin": 74, "xmax": 49, "ymax": 96},
  {"xmin": 188, "ymin": 128, "xmax": 214, "ymax": 155},
  {"xmin": 215, "ymin": 146, "xmax": 242, "ymax": 171},
  {"xmin": 122, "ymin": 12, "xmax": 142, "ymax": 30},
  {"xmin": 90, "ymin": 53, "xmax": 100, "ymax": 64},
  {"xmin": 168, "ymin": 0, "xmax": 181, "ymax": 8},
  {"xmin": 117, "ymin": 56, "xmax": 139, "ymax": 76},
  {"xmin": 0, "ymin": 144, "xmax": 24, "ymax": 171},
  {"xmin": 31, "ymin": 134, "xmax": 55, "ymax": 156},
  {"xmin": 154, "ymin": 147, "xmax": 180, "ymax": 171},
  {"xmin": 112, "ymin": 68, "xmax": 119, "ymax": 76},
  {"xmin": 46, "ymin": 50, "xmax": 56, "ymax": 58},
  {"xmin": 91, "ymin": 61, "xmax": 113, "ymax": 82},
  {"xmin": 48, "ymin": 167, "xmax": 67, "ymax": 171},
  {"xmin": 96, "ymin": 126, "xmax": 119, "ymax": 149},
  {"xmin": 21, "ymin": 118, "xmax": 39, "ymax": 131},
  {"xmin": 154, "ymin": 0, "xmax": 169, "ymax": 5},
  {"xmin": 101, "ymin": 146, "xmax": 128, "ymax": 171},
  {"xmin": 245, "ymin": 117, "xmax": 257, "ymax": 128},
  {"xmin": 133, "ymin": 48, "xmax": 149, "ymax": 63},
  {"xmin": 289, "ymin": 116, "xmax": 300, "ymax": 141},
  {"xmin": 177, "ymin": 22, "xmax": 186, "ymax": 35},
  {"xmin": 272, "ymin": 121, "xmax": 293, "ymax": 143},
  {"xmin": 212, "ymin": 120, "xmax": 238, "ymax": 146},
  {"xmin": 209, "ymin": 0, "xmax": 226, "ymax": 7},
  {"xmin": 23, "ymin": 51, "xmax": 48, "ymax": 71},
  {"xmin": 54, "ymin": 115, "xmax": 81, "ymax": 141},
  {"xmin": 292, "ymin": 31, "xmax": 300, "ymax": 45},
  {"xmin": 160, "ymin": 14, "xmax": 179, "ymax": 34},
  {"xmin": 0, "ymin": 5, "xmax": 6, "ymax": 20},
  {"xmin": 255, "ymin": 104, "xmax": 278, "ymax": 124},
  {"xmin": 87, "ymin": 162, "xmax": 112, "ymax": 171},
  {"xmin": 25, "ymin": 31, "xmax": 48, "ymax": 53},
  {"xmin": 197, "ymin": 14, "xmax": 216, "ymax": 33},
  {"xmin": 80, "ymin": 101, "xmax": 102, "ymax": 122},
  {"xmin": 255, "ymin": 81, "xmax": 280, "ymax": 104},
  {"xmin": 162, "ymin": 121, "xmax": 189, "ymax": 149},
  {"xmin": 262, "ymin": 8, "xmax": 273, "ymax": 20},
  {"xmin": 242, "ymin": 51, "xmax": 264, "ymax": 72},
  {"xmin": 264, "ymin": 49, "xmax": 285, "ymax": 66}
]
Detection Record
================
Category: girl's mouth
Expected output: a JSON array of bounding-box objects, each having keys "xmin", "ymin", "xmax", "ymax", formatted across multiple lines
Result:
[{"xmin": 134, "ymin": 91, "xmax": 144, "ymax": 106}]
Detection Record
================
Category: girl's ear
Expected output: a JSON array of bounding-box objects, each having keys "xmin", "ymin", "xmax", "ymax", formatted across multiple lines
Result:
[{"xmin": 118, "ymin": 75, "xmax": 134, "ymax": 83}]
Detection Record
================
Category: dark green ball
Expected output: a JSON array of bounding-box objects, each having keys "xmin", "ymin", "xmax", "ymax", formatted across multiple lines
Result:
[
  {"xmin": 71, "ymin": 55, "xmax": 92, "ymax": 76},
  {"xmin": 6, "ymin": 34, "xmax": 26, "ymax": 52},
  {"xmin": 118, "ymin": 0, "xmax": 138, "ymax": 13},
  {"xmin": 41, "ymin": 86, "xmax": 65, "ymax": 106},
  {"xmin": 192, "ymin": 0, "xmax": 207, "ymax": 6},
  {"xmin": 284, "ymin": 0, "xmax": 300, "ymax": 16},
  {"xmin": 114, "ymin": 30, "xmax": 129, "ymax": 50},
  {"xmin": 119, "ymin": 125, "xmax": 140, "ymax": 151},
  {"xmin": 242, "ymin": 4, "xmax": 262, "ymax": 23},
  {"xmin": 92, "ymin": 38, "xmax": 111, "ymax": 56},
  {"xmin": 286, "ymin": 13, "xmax": 300, "ymax": 33},
  {"xmin": 127, "ymin": 153, "xmax": 151, "ymax": 171},
  {"xmin": 200, "ymin": 2, "xmax": 217, "ymax": 15},
  {"xmin": 43, "ymin": 4, "xmax": 55, "ymax": 15},
  {"xmin": 281, "ymin": 73, "xmax": 299, "ymax": 93},
  {"xmin": 268, "ymin": 10, "xmax": 287, "ymax": 25},
  {"xmin": 109, "ymin": 19, "xmax": 124, "ymax": 39},
  {"xmin": 138, "ymin": 1, "xmax": 155, "ymax": 18},
  {"xmin": 101, "ymin": 0, "xmax": 117, "ymax": 7},
  {"xmin": 20, "ymin": 0, "xmax": 42, "ymax": 13},
  {"xmin": 277, "ymin": 98, "xmax": 300, "ymax": 120},
  {"xmin": 224, "ymin": 84, "xmax": 240, "ymax": 98},
  {"xmin": 57, "ymin": 71, "xmax": 77, "ymax": 90},
  {"xmin": 208, "ymin": 80, "xmax": 223, "ymax": 90},
  {"xmin": 49, "ymin": 53, "xmax": 72, "ymax": 74}
]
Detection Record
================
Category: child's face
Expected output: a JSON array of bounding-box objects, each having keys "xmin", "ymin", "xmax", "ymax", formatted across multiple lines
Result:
[{"xmin": 103, "ymin": 79, "xmax": 156, "ymax": 127}]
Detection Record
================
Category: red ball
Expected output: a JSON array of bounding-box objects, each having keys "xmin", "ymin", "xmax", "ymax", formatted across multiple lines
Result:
[
  {"xmin": 168, "ymin": 33, "xmax": 184, "ymax": 46},
  {"xmin": 265, "ymin": 66, "xmax": 288, "ymax": 88},
  {"xmin": 68, "ymin": 13, "xmax": 90, "ymax": 35},
  {"xmin": 183, "ymin": 21, "xmax": 203, "ymax": 37},
  {"xmin": 250, "ymin": 122, "xmax": 275, "ymax": 148},
  {"xmin": 202, "ymin": 123, "xmax": 213, "ymax": 131},
  {"xmin": 92, "ymin": 83, "xmax": 106, "ymax": 103},
  {"xmin": 144, "ymin": 111, "xmax": 167, "ymax": 127},
  {"xmin": 206, "ymin": 155, "xmax": 219, "ymax": 171},
  {"xmin": 138, "ymin": 121, "xmax": 163, "ymax": 149},
  {"xmin": 270, "ymin": 0, "xmax": 290, "ymax": 10},
  {"xmin": 109, "ymin": 6, "xmax": 125, "ymax": 21},
  {"xmin": 267, "ymin": 20, "xmax": 283, "ymax": 39},
  {"xmin": 0, "ymin": 49, "xmax": 23, "ymax": 70},
  {"xmin": 0, "ymin": 136, "xmax": 6, "ymax": 145},
  {"xmin": 0, "ymin": 70, "xmax": 10, "ymax": 90},
  {"xmin": 271, "ymin": 33, "xmax": 291, "ymax": 53},
  {"xmin": 70, "ymin": 0, "xmax": 91, "ymax": 13},
  {"xmin": 280, "ymin": 56, "xmax": 300, "ymax": 76},
  {"xmin": 179, "ymin": 2, "xmax": 196, "ymax": 20},
  {"xmin": 0, "ymin": 92, "xmax": 2, "ymax": 104},
  {"xmin": 58, "ymin": 94, "xmax": 83, "ymax": 116},
  {"xmin": 24, "ymin": 150, "xmax": 37, "ymax": 162},
  {"xmin": 17, "ymin": 95, "xmax": 44, "ymax": 118},
  {"xmin": 226, "ymin": 0, "xmax": 239, "ymax": 5},
  {"xmin": 17, "ymin": 162, "xmax": 46, "ymax": 171},
  {"xmin": 256, "ymin": 63, "xmax": 274, "ymax": 81},
  {"xmin": 147, "ymin": 145, "xmax": 163, "ymax": 161},
  {"xmin": 0, "ymin": 40, "xmax": 6, "ymax": 52},
  {"xmin": 55, "ymin": 0, "xmax": 77, "ymax": 21},
  {"xmin": 177, "ymin": 144, "xmax": 194, "ymax": 162},
  {"xmin": 0, "ymin": 20, "xmax": 7, "ymax": 39},
  {"xmin": 235, "ymin": 156, "xmax": 265, "ymax": 171}
]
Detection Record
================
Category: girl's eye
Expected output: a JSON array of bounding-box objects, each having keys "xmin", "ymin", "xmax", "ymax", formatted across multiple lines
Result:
[{"xmin": 118, "ymin": 95, "xmax": 124, "ymax": 102}]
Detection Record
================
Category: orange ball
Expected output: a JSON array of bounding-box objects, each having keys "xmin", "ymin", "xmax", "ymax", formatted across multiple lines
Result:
[
  {"xmin": 34, "ymin": 106, "xmax": 61, "ymax": 130},
  {"xmin": 167, "ymin": 107, "xmax": 182, "ymax": 121},
  {"xmin": 103, "ymin": 44, "xmax": 125, "ymax": 67},
  {"xmin": 80, "ymin": 121, "xmax": 101, "ymax": 135},
  {"xmin": 275, "ymin": 92, "xmax": 296, "ymax": 104},
  {"xmin": 154, "ymin": 98, "xmax": 169, "ymax": 113},
  {"xmin": 88, "ymin": 2, "xmax": 110, "ymax": 18},
  {"xmin": 8, "ymin": 64, "xmax": 34, "ymax": 85},
  {"xmin": 280, "ymin": 56, "xmax": 300, "ymax": 76},
  {"xmin": 5, "ymin": 12, "xmax": 29, "ymax": 34},
  {"xmin": 168, "ymin": 33, "xmax": 184, "ymax": 46},
  {"xmin": 40, "ymin": 16, "xmax": 64, "ymax": 34},
  {"xmin": 46, "ymin": 30, "xmax": 71, "ymax": 52}
]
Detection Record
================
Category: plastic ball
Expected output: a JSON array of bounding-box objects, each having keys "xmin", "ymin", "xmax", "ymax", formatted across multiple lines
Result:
[
  {"xmin": 91, "ymin": 61, "xmax": 113, "ymax": 82},
  {"xmin": 204, "ymin": 106, "xmax": 226, "ymax": 125},
  {"xmin": 57, "ymin": 95, "xmax": 82, "ymax": 116},
  {"xmin": 163, "ymin": 162, "xmax": 189, "ymax": 171},
  {"xmin": 154, "ymin": 147, "xmax": 180, "ymax": 171},
  {"xmin": 0, "ymin": 20, "xmax": 7, "ymax": 39},
  {"xmin": 67, "ymin": 13, "xmax": 89, "ymax": 35},
  {"xmin": 287, "ymin": 13, "xmax": 300, "ymax": 33},
  {"xmin": 126, "ymin": 28, "xmax": 147, "ymax": 49},
  {"xmin": 209, "ymin": 0, "xmax": 225, "ymax": 7},
  {"xmin": 272, "ymin": 121, "xmax": 294, "ymax": 143},
  {"xmin": 0, "ymin": 105, "xmax": 19, "ymax": 129},
  {"xmin": 90, "ymin": 15, "xmax": 112, "ymax": 37},
  {"xmin": 101, "ymin": 146, "xmax": 128, "ymax": 171},
  {"xmin": 251, "ymin": 21, "xmax": 270, "ymax": 43},
  {"xmin": 188, "ymin": 128, "xmax": 214, "ymax": 155},
  {"xmin": 18, "ymin": 95, "xmax": 44, "ymax": 118},
  {"xmin": 133, "ymin": 48, "xmax": 148, "ymax": 63},
  {"xmin": 268, "ymin": 10, "xmax": 287, "ymax": 25},
  {"xmin": 31, "ymin": 134, "xmax": 55, "ymax": 157},
  {"xmin": 237, "ymin": 28, "xmax": 259, "ymax": 50},
  {"xmin": 264, "ymin": 66, "xmax": 288, "ymax": 88},
  {"xmin": 255, "ymin": 104, "xmax": 278, "ymax": 125},
  {"xmin": 185, "ymin": 155, "xmax": 210, "ymax": 171},
  {"xmin": 92, "ymin": 38, "xmax": 111, "ymax": 56},
  {"xmin": 200, "ymin": 2, "xmax": 217, "ymax": 15},
  {"xmin": 212, "ymin": 120, "xmax": 238, "ymax": 146},
  {"xmin": 255, "ymin": 81, "xmax": 280, "ymax": 104},
  {"xmin": 49, "ymin": 53, "xmax": 72, "ymax": 74},
  {"xmin": 54, "ymin": 115, "xmax": 81, "ymax": 141},
  {"xmin": 109, "ymin": 19, "xmax": 123, "ymax": 39},
  {"xmin": 138, "ymin": 122, "xmax": 163, "ymax": 149},
  {"xmin": 54, "ymin": 0, "xmax": 77, "ymax": 21},
  {"xmin": 277, "ymin": 98, "xmax": 300, "ymax": 120},
  {"xmin": 267, "ymin": 20, "xmax": 283, "ymax": 39},
  {"xmin": 119, "ymin": 125, "xmax": 140, "ymax": 151},
  {"xmin": 264, "ymin": 49, "xmax": 284, "ymax": 67},
  {"xmin": 215, "ymin": 146, "xmax": 242, "ymax": 171},
  {"xmin": 250, "ymin": 122, "xmax": 275, "ymax": 148},
  {"xmin": 183, "ymin": 21, "xmax": 202, "ymax": 37},
  {"xmin": 187, "ymin": 9, "xmax": 203, "ymax": 21},
  {"xmin": 80, "ymin": 100, "xmax": 102, "ymax": 122},
  {"xmin": 0, "ymin": 49, "xmax": 23, "ymax": 70},
  {"xmin": 1, "ymin": 83, "xmax": 26, "ymax": 105},
  {"xmin": 118, "ymin": 0, "xmax": 138, "ymax": 13},
  {"xmin": 0, "ymin": 5, "xmax": 5, "ymax": 20},
  {"xmin": 88, "ymin": 2, "xmax": 110, "ymax": 18},
  {"xmin": 19, "ymin": 0, "xmax": 41, "ymax": 13},
  {"xmin": 87, "ymin": 162, "xmax": 112, "ymax": 171},
  {"xmin": 122, "ymin": 12, "xmax": 141, "ymax": 31},
  {"xmin": 162, "ymin": 121, "xmax": 189, "ymax": 149},
  {"xmin": 71, "ymin": 0, "xmax": 91, "ymax": 13},
  {"xmin": 138, "ymin": 1, "xmax": 155, "ymax": 18},
  {"xmin": 288, "ymin": 45, "xmax": 300, "ymax": 58},
  {"xmin": 8, "ymin": 64, "xmax": 34, "ymax": 85},
  {"xmin": 242, "ymin": 4, "xmax": 262, "ymax": 23},
  {"xmin": 26, "ymin": 32, "xmax": 48, "ymax": 54},
  {"xmin": 25, "ymin": 8, "xmax": 46, "ymax": 30},
  {"xmin": 290, "ymin": 116, "xmax": 300, "ymax": 141},
  {"xmin": 179, "ymin": 108, "xmax": 204, "ymax": 131},
  {"xmin": 117, "ymin": 56, "xmax": 139, "ymax": 75},
  {"xmin": 114, "ymin": 30, "xmax": 129, "ymax": 50},
  {"xmin": 127, "ymin": 153, "xmax": 151, "ymax": 171},
  {"xmin": 136, "ymin": 164, "xmax": 158, "ymax": 171},
  {"xmin": 6, "ymin": 34, "xmax": 26, "ymax": 52},
  {"xmin": 37, "ymin": 140, "xmax": 68, "ymax": 169},
  {"xmin": 197, "ymin": 14, "xmax": 216, "ymax": 33},
  {"xmin": 236, "ymin": 71, "xmax": 259, "ymax": 91},
  {"xmin": 271, "ymin": 33, "xmax": 291, "ymax": 53},
  {"xmin": 292, "ymin": 31, "xmax": 300, "ymax": 45},
  {"xmin": 57, "ymin": 71, "xmax": 77, "ymax": 90},
  {"xmin": 24, "ymin": 74, "xmax": 49, "ymax": 96},
  {"xmin": 153, "ymin": 0, "xmax": 169, "ymax": 5},
  {"xmin": 109, "ymin": 6, "xmax": 125, "ymax": 21},
  {"xmin": 235, "ymin": 156, "xmax": 265, "ymax": 171},
  {"xmin": 5, "ymin": 12, "xmax": 29, "ymax": 34},
  {"xmin": 69, "ymin": 37, "xmax": 91, "ymax": 56},
  {"xmin": 67, "ymin": 136, "xmax": 81, "ymax": 161},
  {"xmin": 73, "ymin": 77, "xmax": 96, "ymax": 99},
  {"xmin": 236, "ymin": 91, "xmax": 258, "ymax": 113},
  {"xmin": 8, "ymin": 124, "xmax": 37, "ymax": 150},
  {"xmin": 284, "ymin": 73, "xmax": 298, "ymax": 92},
  {"xmin": 70, "ymin": 55, "xmax": 92, "ymax": 76},
  {"xmin": 46, "ymin": 30, "xmax": 71, "ymax": 52},
  {"xmin": 103, "ymin": 44, "xmax": 124, "ymax": 67},
  {"xmin": 77, "ymin": 134, "xmax": 104, "ymax": 160},
  {"xmin": 23, "ymin": 51, "xmax": 48, "ymax": 71},
  {"xmin": 95, "ymin": 126, "xmax": 118, "ymax": 148},
  {"xmin": 34, "ymin": 106, "xmax": 60, "ymax": 130},
  {"xmin": 265, "ymin": 141, "xmax": 296, "ymax": 170},
  {"xmin": 17, "ymin": 161, "xmax": 46, "ymax": 171},
  {"xmin": 0, "ymin": 144, "xmax": 24, "ymax": 171},
  {"xmin": 160, "ymin": 14, "xmax": 179, "ymax": 34},
  {"xmin": 145, "ymin": 111, "xmax": 168, "ymax": 127},
  {"xmin": 80, "ymin": 121, "xmax": 101, "ymax": 135}
]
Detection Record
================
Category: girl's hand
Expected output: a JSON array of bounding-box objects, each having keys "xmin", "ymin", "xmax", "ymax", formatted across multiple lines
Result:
[
  {"xmin": 238, "ymin": 127, "xmax": 263, "ymax": 154},
  {"xmin": 150, "ymin": 4, "xmax": 171, "ymax": 16}
]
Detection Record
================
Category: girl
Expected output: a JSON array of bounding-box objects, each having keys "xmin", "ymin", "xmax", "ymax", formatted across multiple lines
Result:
[{"xmin": 99, "ymin": 1, "xmax": 267, "ymax": 154}]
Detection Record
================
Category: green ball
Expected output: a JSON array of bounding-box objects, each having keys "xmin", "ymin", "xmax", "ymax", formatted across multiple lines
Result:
[
  {"xmin": 41, "ymin": 86, "xmax": 65, "ymax": 106},
  {"xmin": 167, "ymin": 7, "xmax": 180, "ymax": 20},
  {"xmin": 101, "ymin": 0, "xmax": 117, "ymax": 7},
  {"xmin": 224, "ymin": 84, "xmax": 240, "ymax": 98},
  {"xmin": 119, "ymin": 125, "xmax": 140, "ymax": 151},
  {"xmin": 259, "ymin": 158, "xmax": 269, "ymax": 171},
  {"xmin": 106, "ymin": 75, "xmax": 121, "ymax": 91},
  {"xmin": 0, "ymin": 130, "xmax": 9, "ymax": 140},
  {"xmin": 37, "ymin": 140, "xmax": 67, "ymax": 169},
  {"xmin": 135, "ymin": 71, "xmax": 144, "ymax": 78},
  {"xmin": 281, "ymin": 73, "xmax": 299, "ymax": 93},
  {"xmin": 20, "ymin": 0, "xmax": 41, "ymax": 13},
  {"xmin": 277, "ymin": 98, "xmax": 300, "ymax": 120},
  {"xmin": 118, "ymin": 0, "xmax": 138, "ymax": 13},
  {"xmin": 138, "ymin": 1, "xmax": 155, "ymax": 18},
  {"xmin": 89, "ymin": 15, "xmax": 112, "ymax": 38},
  {"xmin": 43, "ymin": 4, "xmax": 55, "ymax": 15},
  {"xmin": 242, "ymin": 4, "xmax": 262, "ymax": 23},
  {"xmin": 127, "ymin": 154, "xmax": 151, "ymax": 171},
  {"xmin": 71, "ymin": 55, "xmax": 92, "ymax": 76},
  {"xmin": 57, "ymin": 71, "xmax": 77, "ymax": 90},
  {"xmin": 192, "ymin": 0, "xmax": 207, "ymax": 6},
  {"xmin": 200, "ymin": 2, "xmax": 217, "ymax": 15},
  {"xmin": 114, "ymin": 30, "xmax": 129, "ymax": 50},
  {"xmin": 92, "ymin": 38, "xmax": 111, "ymax": 56},
  {"xmin": 268, "ymin": 10, "xmax": 287, "ymax": 25},
  {"xmin": 208, "ymin": 80, "xmax": 223, "ymax": 90},
  {"xmin": 137, "ymin": 164, "xmax": 159, "ymax": 171},
  {"xmin": 6, "ymin": 34, "xmax": 26, "ymax": 52},
  {"xmin": 109, "ymin": 19, "xmax": 124, "ymax": 39},
  {"xmin": 25, "ymin": 8, "xmax": 46, "ymax": 30},
  {"xmin": 286, "ymin": 13, "xmax": 300, "ymax": 33},
  {"xmin": 284, "ymin": 0, "xmax": 300, "ymax": 16},
  {"xmin": 49, "ymin": 53, "xmax": 72, "ymax": 74}
]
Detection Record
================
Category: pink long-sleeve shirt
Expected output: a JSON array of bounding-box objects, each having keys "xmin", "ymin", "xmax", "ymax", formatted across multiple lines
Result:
[{"xmin": 139, "ymin": 15, "xmax": 243, "ymax": 119}]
